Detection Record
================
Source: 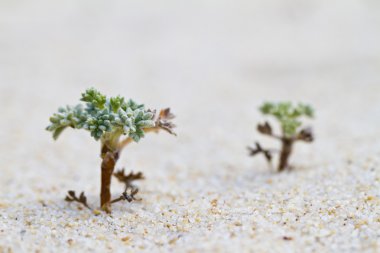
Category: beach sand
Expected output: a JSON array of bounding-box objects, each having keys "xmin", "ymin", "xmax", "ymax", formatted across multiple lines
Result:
[{"xmin": 0, "ymin": 1, "xmax": 379, "ymax": 252}]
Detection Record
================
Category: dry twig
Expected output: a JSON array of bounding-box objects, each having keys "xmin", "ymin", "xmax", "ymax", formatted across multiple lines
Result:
[{"xmin": 65, "ymin": 191, "xmax": 92, "ymax": 210}]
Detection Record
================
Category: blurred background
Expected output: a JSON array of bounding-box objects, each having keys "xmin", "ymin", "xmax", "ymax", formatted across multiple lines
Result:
[{"xmin": 0, "ymin": 0, "xmax": 380, "ymax": 195}]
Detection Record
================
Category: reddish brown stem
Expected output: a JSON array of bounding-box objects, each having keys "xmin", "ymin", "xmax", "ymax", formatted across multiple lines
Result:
[
  {"xmin": 278, "ymin": 138, "xmax": 293, "ymax": 172},
  {"xmin": 97, "ymin": 110, "xmax": 176, "ymax": 213},
  {"xmin": 100, "ymin": 146, "xmax": 119, "ymax": 213}
]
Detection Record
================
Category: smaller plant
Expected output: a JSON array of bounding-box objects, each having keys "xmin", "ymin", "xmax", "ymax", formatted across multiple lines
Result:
[{"xmin": 247, "ymin": 102, "xmax": 314, "ymax": 172}]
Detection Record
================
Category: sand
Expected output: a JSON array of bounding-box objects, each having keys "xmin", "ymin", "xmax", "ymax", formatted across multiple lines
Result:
[{"xmin": 0, "ymin": 0, "xmax": 380, "ymax": 252}]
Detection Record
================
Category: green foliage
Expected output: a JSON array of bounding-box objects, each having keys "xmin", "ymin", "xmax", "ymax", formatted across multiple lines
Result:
[
  {"xmin": 47, "ymin": 88, "xmax": 155, "ymax": 142},
  {"xmin": 46, "ymin": 105, "xmax": 87, "ymax": 140},
  {"xmin": 259, "ymin": 102, "xmax": 314, "ymax": 137},
  {"xmin": 85, "ymin": 108, "xmax": 115, "ymax": 140},
  {"xmin": 81, "ymin": 88, "xmax": 106, "ymax": 109},
  {"xmin": 109, "ymin": 96, "xmax": 125, "ymax": 113}
]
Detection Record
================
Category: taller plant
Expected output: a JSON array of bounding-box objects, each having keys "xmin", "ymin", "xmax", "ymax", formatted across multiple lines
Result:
[
  {"xmin": 47, "ymin": 88, "xmax": 176, "ymax": 212},
  {"xmin": 248, "ymin": 102, "xmax": 314, "ymax": 172}
]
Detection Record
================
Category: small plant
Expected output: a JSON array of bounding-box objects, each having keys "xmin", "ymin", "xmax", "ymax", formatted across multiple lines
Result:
[
  {"xmin": 47, "ymin": 88, "xmax": 176, "ymax": 212},
  {"xmin": 248, "ymin": 102, "xmax": 314, "ymax": 172}
]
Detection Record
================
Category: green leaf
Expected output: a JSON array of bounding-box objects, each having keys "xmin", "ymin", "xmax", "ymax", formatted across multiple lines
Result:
[
  {"xmin": 110, "ymin": 96, "xmax": 125, "ymax": 113},
  {"xmin": 52, "ymin": 126, "xmax": 68, "ymax": 140},
  {"xmin": 81, "ymin": 88, "xmax": 106, "ymax": 109}
]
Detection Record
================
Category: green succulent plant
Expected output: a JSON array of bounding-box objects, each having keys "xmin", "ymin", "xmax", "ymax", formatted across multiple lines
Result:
[
  {"xmin": 47, "ymin": 88, "xmax": 176, "ymax": 212},
  {"xmin": 248, "ymin": 101, "xmax": 315, "ymax": 172}
]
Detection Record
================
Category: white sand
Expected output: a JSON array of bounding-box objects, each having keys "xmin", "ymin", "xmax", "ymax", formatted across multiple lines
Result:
[{"xmin": 0, "ymin": 1, "xmax": 380, "ymax": 252}]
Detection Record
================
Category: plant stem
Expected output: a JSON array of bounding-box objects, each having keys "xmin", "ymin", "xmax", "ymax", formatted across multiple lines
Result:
[
  {"xmin": 100, "ymin": 143, "xmax": 119, "ymax": 213},
  {"xmin": 278, "ymin": 138, "xmax": 293, "ymax": 171},
  {"xmin": 117, "ymin": 127, "xmax": 160, "ymax": 150},
  {"xmin": 99, "ymin": 127, "xmax": 157, "ymax": 213},
  {"xmin": 98, "ymin": 124, "xmax": 174, "ymax": 213}
]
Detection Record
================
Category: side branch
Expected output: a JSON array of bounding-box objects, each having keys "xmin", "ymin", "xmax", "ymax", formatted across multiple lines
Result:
[
  {"xmin": 118, "ymin": 108, "xmax": 176, "ymax": 150},
  {"xmin": 114, "ymin": 169, "xmax": 145, "ymax": 189},
  {"xmin": 110, "ymin": 169, "xmax": 144, "ymax": 205},
  {"xmin": 110, "ymin": 187, "xmax": 140, "ymax": 204},
  {"xmin": 257, "ymin": 122, "xmax": 282, "ymax": 140},
  {"xmin": 65, "ymin": 191, "xmax": 92, "ymax": 210},
  {"xmin": 295, "ymin": 127, "xmax": 314, "ymax": 142},
  {"xmin": 118, "ymin": 137, "xmax": 134, "ymax": 150},
  {"xmin": 155, "ymin": 108, "xmax": 176, "ymax": 136},
  {"xmin": 247, "ymin": 142, "xmax": 276, "ymax": 163}
]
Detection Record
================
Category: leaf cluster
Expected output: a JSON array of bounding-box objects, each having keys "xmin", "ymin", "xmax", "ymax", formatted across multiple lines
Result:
[
  {"xmin": 259, "ymin": 102, "xmax": 314, "ymax": 137},
  {"xmin": 46, "ymin": 88, "xmax": 155, "ymax": 141}
]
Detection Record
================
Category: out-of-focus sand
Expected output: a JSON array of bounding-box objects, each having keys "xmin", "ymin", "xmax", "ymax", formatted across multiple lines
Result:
[{"xmin": 0, "ymin": 1, "xmax": 379, "ymax": 252}]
